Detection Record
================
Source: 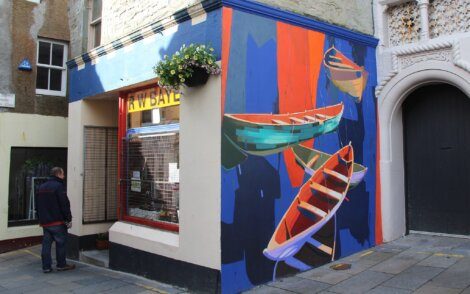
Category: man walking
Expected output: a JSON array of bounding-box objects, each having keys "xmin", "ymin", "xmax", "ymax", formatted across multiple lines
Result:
[{"xmin": 36, "ymin": 167, "xmax": 75, "ymax": 273}]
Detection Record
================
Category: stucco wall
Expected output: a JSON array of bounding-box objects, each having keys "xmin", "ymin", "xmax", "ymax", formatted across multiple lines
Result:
[
  {"xmin": 68, "ymin": 0, "xmax": 87, "ymax": 58},
  {"xmin": 67, "ymin": 98, "xmax": 118, "ymax": 237},
  {"xmin": 0, "ymin": 113, "xmax": 68, "ymax": 241}
]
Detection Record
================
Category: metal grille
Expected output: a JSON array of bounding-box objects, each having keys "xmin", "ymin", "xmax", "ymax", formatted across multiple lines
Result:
[
  {"xmin": 83, "ymin": 127, "xmax": 118, "ymax": 223},
  {"xmin": 121, "ymin": 132, "xmax": 179, "ymax": 224}
]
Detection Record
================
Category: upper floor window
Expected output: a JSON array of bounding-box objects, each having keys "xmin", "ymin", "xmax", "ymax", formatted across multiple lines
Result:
[
  {"xmin": 36, "ymin": 39, "xmax": 68, "ymax": 97},
  {"xmin": 88, "ymin": 0, "xmax": 102, "ymax": 49}
]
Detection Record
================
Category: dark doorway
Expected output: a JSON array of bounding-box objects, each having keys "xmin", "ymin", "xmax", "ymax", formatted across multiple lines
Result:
[{"xmin": 403, "ymin": 84, "xmax": 470, "ymax": 235}]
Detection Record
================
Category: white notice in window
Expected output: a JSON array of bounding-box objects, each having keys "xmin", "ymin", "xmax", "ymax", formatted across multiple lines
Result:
[
  {"xmin": 0, "ymin": 93, "xmax": 15, "ymax": 108},
  {"xmin": 168, "ymin": 163, "xmax": 179, "ymax": 183}
]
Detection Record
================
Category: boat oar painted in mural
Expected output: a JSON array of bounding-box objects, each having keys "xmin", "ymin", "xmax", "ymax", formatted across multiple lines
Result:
[
  {"xmin": 263, "ymin": 144, "xmax": 354, "ymax": 271},
  {"xmin": 222, "ymin": 103, "xmax": 344, "ymax": 157},
  {"xmin": 291, "ymin": 144, "xmax": 367, "ymax": 189},
  {"xmin": 323, "ymin": 46, "xmax": 368, "ymax": 102}
]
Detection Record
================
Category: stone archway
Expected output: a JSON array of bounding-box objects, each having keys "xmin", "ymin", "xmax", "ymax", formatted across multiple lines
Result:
[{"xmin": 378, "ymin": 61, "xmax": 470, "ymax": 242}]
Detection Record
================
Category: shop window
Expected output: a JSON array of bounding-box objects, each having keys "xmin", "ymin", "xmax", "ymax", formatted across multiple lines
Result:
[
  {"xmin": 83, "ymin": 127, "xmax": 118, "ymax": 223},
  {"xmin": 120, "ymin": 87, "xmax": 180, "ymax": 231},
  {"xmin": 36, "ymin": 39, "xmax": 68, "ymax": 96},
  {"xmin": 8, "ymin": 147, "xmax": 67, "ymax": 227},
  {"xmin": 88, "ymin": 0, "xmax": 102, "ymax": 49}
]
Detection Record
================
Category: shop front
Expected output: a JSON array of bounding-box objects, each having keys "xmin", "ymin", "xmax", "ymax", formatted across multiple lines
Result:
[{"xmin": 66, "ymin": 1, "xmax": 379, "ymax": 292}]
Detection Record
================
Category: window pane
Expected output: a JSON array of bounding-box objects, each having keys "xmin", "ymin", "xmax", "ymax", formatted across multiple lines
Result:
[
  {"xmin": 36, "ymin": 67, "xmax": 48, "ymax": 89},
  {"xmin": 92, "ymin": 0, "xmax": 102, "ymax": 21},
  {"xmin": 38, "ymin": 41, "xmax": 51, "ymax": 64},
  {"xmin": 51, "ymin": 44, "xmax": 64, "ymax": 66},
  {"xmin": 8, "ymin": 147, "xmax": 67, "ymax": 227},
  {"xmin": 50, "ymin": 69, "xmax": 62, "ymax": 91},
  {"xmin": 94, "ymin": 22, "xmax": 101, "ymax": 47}
]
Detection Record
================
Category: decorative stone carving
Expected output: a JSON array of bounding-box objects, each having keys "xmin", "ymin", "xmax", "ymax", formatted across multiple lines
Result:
[
  {"xmin": 388, "ymin": 1, "xmax": 421, "ymax": 47},
  {"xmin": 429, "ymin": 0, "xmax": 470, "ymax": 38},
  {"xmin": 398, "ymin": 48, "xmax": 452, "ymax": 69}
]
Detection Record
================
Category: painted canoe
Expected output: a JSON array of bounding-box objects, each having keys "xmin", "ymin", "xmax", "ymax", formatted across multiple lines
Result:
[
  {"xmin": 323, "ymin": 46, "xmax": 368, "ymax": 102},
  {"xmin": 223, "ymin": 103, "xmax": 344, "ymax": 156},
  {"xmin": 291, "ymin": 144, "xmax": 367, "ymax": 189},
  {"xmin": 263, "ymin": 145, "xmax": 354, "ymax": 262}
]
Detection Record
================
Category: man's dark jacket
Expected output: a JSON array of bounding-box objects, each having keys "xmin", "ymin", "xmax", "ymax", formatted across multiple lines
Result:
[{"xmin": 36, "ymin": 176, "xmax": 72, "ymax": 225}]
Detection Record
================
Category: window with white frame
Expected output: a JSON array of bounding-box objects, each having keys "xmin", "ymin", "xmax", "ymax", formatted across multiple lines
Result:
[
  {"xmin": 36, "ymin": 39, "xmax": 68, "ymax": 96},
  {"xmin": 88, "ymin": 0, "xmax": 102, "ymax": 49}
]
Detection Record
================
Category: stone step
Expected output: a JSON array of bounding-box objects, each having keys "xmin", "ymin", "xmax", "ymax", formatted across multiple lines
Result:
[{"xmin": 80, "ymin": 249, "xmax": 109, "ymax": 268}]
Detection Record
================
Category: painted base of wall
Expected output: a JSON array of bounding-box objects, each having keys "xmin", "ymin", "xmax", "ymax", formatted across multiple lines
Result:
[
  {"xmin": 67, "ymin": 233, "xmax": 99, "ymax": 260},
  {"xmin": 0, "ymin": 235, "xmax": 42, "ymax": 254},
  {"xmin": 109, "ymin": 242, "xmax": 221, "ymax": 293}
]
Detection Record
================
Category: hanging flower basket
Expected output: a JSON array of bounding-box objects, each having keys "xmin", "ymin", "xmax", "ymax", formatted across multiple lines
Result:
[
  {"xmin": 154, "ymin": 43, "xmax": 221, "ymax": 92},
  {"xmin": 184, "ymin": 66, "xmax": 210, "ymax": 87}
]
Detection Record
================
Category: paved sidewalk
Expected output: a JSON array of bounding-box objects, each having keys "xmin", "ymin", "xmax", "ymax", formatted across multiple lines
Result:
[
  {"xmin": 247, "ymin": 234, "xmax": 470, "ymax": 293},
  {"xmin": 0, "ymin": 245, "xmax": 186, "ymax": 294}
]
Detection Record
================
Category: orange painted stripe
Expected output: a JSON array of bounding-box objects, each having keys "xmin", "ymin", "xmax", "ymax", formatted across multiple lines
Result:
[
  {"xmin": 221, "ymin": 7, "xmax": 233, "ymax": 116},
  {"xmin": 375, "ymin": 103, "xmax": 383, "ymax": 245},
  {"xmin": 277, "ymin": 22, "xmax": 325, "ymax": 187}
]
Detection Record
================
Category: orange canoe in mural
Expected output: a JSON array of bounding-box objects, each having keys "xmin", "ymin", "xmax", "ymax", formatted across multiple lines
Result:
[
  {"xmin": 263, "ymin": 144, "xmax": 354, "ymax": 264},
  {"xmin": 324, "ymin": 47, "xmax": 368, "ymax": 102}
]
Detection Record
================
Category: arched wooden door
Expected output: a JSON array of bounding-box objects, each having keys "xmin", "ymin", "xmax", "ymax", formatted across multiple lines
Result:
[{"xmin": 403, "ymin": 84, "xmax": 470, "ymax": 235}]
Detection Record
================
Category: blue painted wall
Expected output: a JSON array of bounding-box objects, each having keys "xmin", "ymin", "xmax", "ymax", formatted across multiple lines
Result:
[{"xmin": 68, "ymin": 9, "xmax": 222, "ymax": 102}]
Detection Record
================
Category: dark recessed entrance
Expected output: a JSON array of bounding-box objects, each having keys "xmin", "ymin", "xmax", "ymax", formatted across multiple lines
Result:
[{"xmin": 403, "ymin": 84, "xmax": 470, "ymax": 235}]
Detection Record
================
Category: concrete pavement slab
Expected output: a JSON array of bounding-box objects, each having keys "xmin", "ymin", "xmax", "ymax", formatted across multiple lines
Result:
[
  {"xmin": 327, "ymin": 270, "xmax": 393, "ymax": 294},
  {"xmin": 246, "ymin": 285, "xmax": 296, "ymax": 293},
  {"xmin": 366, "ymin": 285, "xmax": 412, "ymax": 294},
  {"xmin": 369, "ymin": 249, "xmax": 430, "ymax": 274},
  {"xmin": 418, "ymin": 253, "xmax": 462, "ymax": 268},
  {"xmin": 268, "ymin": 276, "xmax": 331, "ymax": 293},
  {"xmin": 413, "ymin": 282, "xmax": 462, "ymax": 294},
  {"xmin": 298, "ymin": 266, "xmax": 353, "ymax": 284},
  {"xmin": 382, "ymin": 265, "xmax": 443, "ymax": 290},
  {"xmin": 430, "ymin": 257, "xmax": 470, "ymax": 289}
]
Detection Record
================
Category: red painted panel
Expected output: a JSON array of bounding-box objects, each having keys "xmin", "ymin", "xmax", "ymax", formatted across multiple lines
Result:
[
  {"xmin": 277, "ymin": 22, "xmax": 325, "ymax": 187},
  {"xmin": 221, "ymin": 7, "xmax": 233, "ymax": 116}
]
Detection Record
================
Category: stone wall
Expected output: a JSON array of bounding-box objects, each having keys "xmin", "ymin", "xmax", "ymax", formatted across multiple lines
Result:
[
  {"xmin": 10, "ymin": 0, "xmax": 69, "ymax": 116},
  {"xmin": 67, "ymin": 0, "xmax": 373, "ymax": 53},
  {"xmin": 68, "ymin": 0, "xmax": 87, "ymax": 59},
  {"xmin": 0, "ymin": 0, "xmax": 12, "ymax": 97},
  {"xmin": 255, "ymin": 0, "xmax": 374, "ymax": 35}
]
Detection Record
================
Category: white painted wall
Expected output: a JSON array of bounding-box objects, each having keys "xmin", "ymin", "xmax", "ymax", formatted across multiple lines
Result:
[
  {"xmin": 68, "ymin": 98, "xmax": 118, "ymax": 237},
  {"xmin": 110, "ymin": 74, "xmax": 222, "ymax": 270},
  {"xmin": 0, "ymin": 113, "xmax": 67, "ymax": 241}
]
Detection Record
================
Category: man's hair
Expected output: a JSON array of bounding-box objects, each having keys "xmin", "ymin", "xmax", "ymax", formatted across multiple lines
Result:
[{"xmin": 50, "ymin": 167, "xmax": 64, "ymax": 177}]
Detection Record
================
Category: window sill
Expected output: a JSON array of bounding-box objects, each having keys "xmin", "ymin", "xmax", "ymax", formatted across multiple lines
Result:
[
  {"xmin": 109, "ymin": 221, "xmax": 179, "ymax": 249},
  {"xmin": 122, "ymin": 214, "xmax": 179, "ymax": 232},
  {"xmin": 36, "ymin": 89, "xmax": 66, "ymax": 97}
]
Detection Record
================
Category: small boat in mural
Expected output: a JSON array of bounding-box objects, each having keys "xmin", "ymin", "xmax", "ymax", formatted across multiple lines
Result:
[
  {"xmin": 291, "ymin": 144, "xmax": 367, "ymax": 189},
  {"xmin": 223, "ymin": 103, "xmax": 344, "ymax": 156},
  {"xmin": 323, "ymin": 46, "xmax": 368, "ymax": 102},
  {"xmin": 263, "ymin": 144, "xmax": 354, "ymax": 265}
]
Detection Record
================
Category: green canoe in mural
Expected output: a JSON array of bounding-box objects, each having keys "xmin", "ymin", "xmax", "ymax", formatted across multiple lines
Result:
[
  {"xmin": 222, "ymin": 103, "xmax": 344, "ymax": 157},
  {"xmin": 291, "ymin": 144, "xmax": 367, "ymax": 189}
]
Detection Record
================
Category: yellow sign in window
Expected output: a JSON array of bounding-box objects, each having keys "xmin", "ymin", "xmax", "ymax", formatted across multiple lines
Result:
[{"xmin": 127, "ymin": 87, "xmax": 180, "ymax": 113}]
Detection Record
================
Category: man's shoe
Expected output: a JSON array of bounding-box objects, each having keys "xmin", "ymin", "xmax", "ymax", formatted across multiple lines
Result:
[
  {"xmin": 57, "ymin": 264, "xmax": 76, "ymax": 271},
  {"xmin": 43, "ymin": 268, "xmax": 53, "ymax": 273}
]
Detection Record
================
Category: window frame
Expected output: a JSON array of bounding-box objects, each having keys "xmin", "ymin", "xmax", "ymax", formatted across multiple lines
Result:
[
  {"xmin": 35, "ymin": 38, "xmax": 68, "ymax": 97},
  {"xmin": 118, "ymin": 88, "xmax": 180, "ymax": 233},
  {"xmin": 87, "ymin": 0, "xmax": 102, "ymax": 50}
]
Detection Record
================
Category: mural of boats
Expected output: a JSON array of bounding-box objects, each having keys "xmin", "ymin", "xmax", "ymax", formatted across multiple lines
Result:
[
  {"xmin": 291, "ymin": 144, "xmax": 367, "ymax": 189},
  {"xmin": 263, "ymin": 144, "xmax": 354, "ymax": 269},
  {"xmin": 323, "ymin": 46, "xmax": 368, "ymax": 102},
  {"xmin": 222, "ymin": 103, "xmax": 344, "ymax": 156}
]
